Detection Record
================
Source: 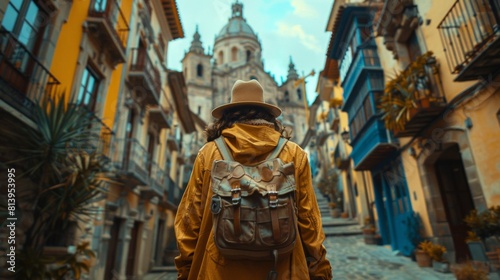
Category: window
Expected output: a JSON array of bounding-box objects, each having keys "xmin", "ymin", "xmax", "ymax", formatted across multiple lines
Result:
[
  {"xmin": 250, "ymin": 75, "xmax": 257, "ymax": 80},
  {"xmin": 218, "ymin": 51, "xmax": 224, "ymax": 64},
  {"xmin": 339, "ymin": 46, "xmax": 354, "ymax": 82},
  {"xmin": 231, "ymin": 47, "xmax": 238, "ymax": 61},
  {"xmin": 246, "ymin": 50, "xmax": 251, "ymax": 62},
  {"xmin": 77, "ymin": 67, "xmax": 100, "ymax": 111},
  {"xmin": 196, "ymin": 63, "xmax": 203, "ymax": 77},
  {"xmin": 349, "ymin": 95, "xmax": 376, "ymax": 140},
  {"xmin": 297, "ymin": 88, "xmax": 302, "ymax": 101},
  {"xmin": 2, "ymin": 0, "xmax": 47, "ymax": 52},
  {"xmin": 284, "ymin": 91, "xmax": 289, "ymax": 102},
  {"xmin": 147, "ymin": 131, "xmax": 155, "ymax": 175},
  {"xmin": 363, "ymin": 48, "xmax": 380, "ymax": 67},
  {"xmin": 197, "ymin": 105, "xmax": 201, "ymax": 115}
]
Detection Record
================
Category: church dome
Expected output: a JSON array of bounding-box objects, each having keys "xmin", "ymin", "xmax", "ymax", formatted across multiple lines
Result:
[{"xmin": 215, "ymin": 2, "xmax": 258, "ymax": 42}]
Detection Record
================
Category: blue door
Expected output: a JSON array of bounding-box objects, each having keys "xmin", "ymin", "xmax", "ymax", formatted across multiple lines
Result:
[{"xmin": 373, "ymin": 160, "xmax": 414, "ymax": 256}]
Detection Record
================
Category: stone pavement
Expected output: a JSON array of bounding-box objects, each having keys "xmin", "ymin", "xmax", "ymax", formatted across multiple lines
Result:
[{"xmin": 143, "ymin": 223, "xmax": 459, "ymax": 280}]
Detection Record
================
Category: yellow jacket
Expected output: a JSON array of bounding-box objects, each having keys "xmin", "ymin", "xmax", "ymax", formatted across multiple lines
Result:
[{"xmin": 174, "ymin": 124, "xmax": 332, "ymax": 279}]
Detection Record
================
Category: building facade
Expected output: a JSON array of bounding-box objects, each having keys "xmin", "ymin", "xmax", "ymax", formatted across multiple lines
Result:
[
  {"xmin": 319, "ymin": 0, "xmax": 500, "ymax": 263},
  {"xmin": 0, "ymin": 0, "xmax": 192, "ymax": 279}
]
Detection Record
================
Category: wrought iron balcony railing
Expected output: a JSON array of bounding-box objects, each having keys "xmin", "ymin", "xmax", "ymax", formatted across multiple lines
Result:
[
  {"xmin": 438, "ymin": 0, "xmax": 500, "ymax": 81},
  {"xmin": 87, "ymin": 0, "xmax": 129, "ymax": 64},
  {"xmin": 143, "ymin": 160, "xmax": 166, "ymax": 197},
  {"xmin": 129, "ymin": 48, "xmax": 161, "ymax": 105},
  {"xmin": 112, "ymin": 138, "xmax": 149, "ymax": 186},
  {"xmin": 148, "ymin": 105, "xmax": 173, "ymax": 129},
  {"xmin": 0, "ymin": 30, "xmax": 60, "ymax": 118},
  {"xmin": 138, "ymin": 0, "xmax": 155, "ymax": 43}
]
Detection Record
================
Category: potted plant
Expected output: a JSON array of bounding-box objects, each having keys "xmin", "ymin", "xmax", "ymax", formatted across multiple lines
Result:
[
  {"xmin": 415, "ymin": 240, "xmax": 433, "ymax": 267},
  {"xmin": 428, "ymin": 243, "xmax": 449, "ymax": 273},
  {"xmin": 464, "ymin": 206, "xmax": 500, "ymax": 268},
  {"xmin": 452, "ymin": 261, "xmax": 489, "ymax": 280},
  {"xmin": 378, "ymin": 51, "xmax": 441, "ymax": 134},
  {"xmin": 328, "ymin": 202, "xmax": 341, "ymax": 218}
]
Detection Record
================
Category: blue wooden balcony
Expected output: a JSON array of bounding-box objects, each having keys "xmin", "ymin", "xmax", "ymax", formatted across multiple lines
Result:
[
  {"xmin": 350, "ymin": 118, "xmax": 398, "ymax": 171},
  {"xmin": 341, "ymin": 46, "xmax": 381, "ymax": 108}
]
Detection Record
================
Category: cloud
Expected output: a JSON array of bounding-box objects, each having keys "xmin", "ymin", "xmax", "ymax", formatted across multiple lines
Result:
[
  {"xmin": 291, "ymin": 0, "xmax": 318, "ymax": 18},
  {"xmin": 276, "ymin": 22, "xmax": 323, "ymax": 54}
]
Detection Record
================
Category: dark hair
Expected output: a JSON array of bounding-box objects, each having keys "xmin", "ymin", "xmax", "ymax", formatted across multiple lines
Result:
[{"xmin": 205, "ymin": 106, "xmax": 291, "ymax": 141}]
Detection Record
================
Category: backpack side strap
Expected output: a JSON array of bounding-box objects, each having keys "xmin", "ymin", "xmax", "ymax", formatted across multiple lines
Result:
[
  {"xmin": 266, "ymin": 137, "xmax": 288, "ymax": 160},
  {"xmin": 214, "ymin": 137, "xmax": 234, "ymax": 161}
]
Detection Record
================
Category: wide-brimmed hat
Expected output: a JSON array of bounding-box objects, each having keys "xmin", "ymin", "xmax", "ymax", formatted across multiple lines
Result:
[{"xmin": 211, "ymin": 80, "xmax": 282, "ymax": 119}]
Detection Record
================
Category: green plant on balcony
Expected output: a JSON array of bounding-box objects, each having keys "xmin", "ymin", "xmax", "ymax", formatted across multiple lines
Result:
[
  {"xmin": 0, "ymin": 95, "xmax": 110, "ymax": 279},
  {"xmin": 378, "ymin": 51, "xmax": 438, "ymax": 132}
]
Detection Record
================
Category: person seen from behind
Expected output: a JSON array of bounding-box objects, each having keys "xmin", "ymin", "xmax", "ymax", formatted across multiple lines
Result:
[{"xmin": 174, "ymin": 79, "xmax": 332, "ymax": 279}]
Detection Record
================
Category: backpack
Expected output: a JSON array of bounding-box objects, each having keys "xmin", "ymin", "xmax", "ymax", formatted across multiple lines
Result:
[{"xmin": 210, "ymin": 136, "xmax": 298, "ymax": 278}]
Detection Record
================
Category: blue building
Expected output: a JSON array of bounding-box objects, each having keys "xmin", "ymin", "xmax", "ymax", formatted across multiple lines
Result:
[{"xmin": 328, "ymin": 2, "xmax": 415, "ymax": 256}]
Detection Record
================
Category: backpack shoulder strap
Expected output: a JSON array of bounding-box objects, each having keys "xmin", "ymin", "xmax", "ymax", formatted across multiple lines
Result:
[
  {"xmin": 214, "ymin": 136, "xmax": 234, "ymax": 161},
  {"xmin": 266, "ymin": 137, "xmax": 288, "ymax": 160}
]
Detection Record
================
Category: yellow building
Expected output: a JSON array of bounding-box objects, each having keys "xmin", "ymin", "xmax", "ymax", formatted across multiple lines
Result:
[
  {"xmin": 376, "ymin": 0, "xmax": 500, "ymax": 262},
  {"xmin": 315, "ymin": 57, "xmax": 376, "ymax": 227},
  {"xmin": 0, "ymin": 0, "xmax": 190, "ymax": 278}
]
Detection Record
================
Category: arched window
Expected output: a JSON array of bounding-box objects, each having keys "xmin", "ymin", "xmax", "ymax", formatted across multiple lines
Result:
[
  {"xmin": 246, "ymin": 50, "xmax": 251, "ymax": 62},
  {"xmin": 231, "ymin": 47, "xmax": 238, "ymax": 61},
  {"xmin": 196, "ymin": 64, "xmax": 203, "ymax": 77},
  {"xmin": 284, "ymin": 91, "xmax": 289, "ymax": 102},
  {"xmin": 297, "ymin": 88, "xmax": 302, "ymax": 100},
  {"xmin": 218, "ymin": 51, "xmax": 224, "ymax": 64},
  {"xmin": 250, "ymin": 76, "xmax": 258, "ymax": 80}
]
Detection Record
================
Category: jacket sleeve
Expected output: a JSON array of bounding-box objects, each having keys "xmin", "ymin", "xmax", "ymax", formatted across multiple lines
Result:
[
  {"xmin": 296, "ymin": 152, "xmax": 332, "ymax": 280},
  {"xmin": 174, "ymin": 151, "xmax": 205, "ymax": 279}
]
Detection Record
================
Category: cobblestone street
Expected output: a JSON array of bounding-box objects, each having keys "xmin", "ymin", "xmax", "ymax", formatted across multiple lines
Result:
[{"xmin": 145, "ymin": 216, "xmax": 460, "ymax": 280}]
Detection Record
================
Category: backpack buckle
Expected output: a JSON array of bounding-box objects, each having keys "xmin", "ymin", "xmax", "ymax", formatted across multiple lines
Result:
[
  {"xmin": 268, "ymin": 190, "xmax": 278, "ymax": 208},
  {"xmin": 231, "ymin": 187, "xmax": 241, "ymax": 205}
]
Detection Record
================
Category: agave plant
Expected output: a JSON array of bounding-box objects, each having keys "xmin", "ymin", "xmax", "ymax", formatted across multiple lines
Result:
[{"xmin": 0, "ymin": 94, "xmax": 111, "ymax": 279}]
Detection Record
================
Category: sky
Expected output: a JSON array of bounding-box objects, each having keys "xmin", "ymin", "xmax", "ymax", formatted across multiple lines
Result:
[{"xmin": 167, "ymin": 0, "xmax": 334, "ymax": 105}]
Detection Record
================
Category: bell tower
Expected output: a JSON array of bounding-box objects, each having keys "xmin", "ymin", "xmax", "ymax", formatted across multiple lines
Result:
[{"xmin": 181, "ymin": 26, "xmax": 213, "ymax": 122}]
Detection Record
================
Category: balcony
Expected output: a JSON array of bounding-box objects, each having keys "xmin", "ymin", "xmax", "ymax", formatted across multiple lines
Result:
[
  {"xmin": 351, "ymin": 118, "xmax": 398, "ymax": 171},
  {"xmin": 177, "ymin": 150, "xmax": 186, "ymax": 165},
  {"xmin": 148, "ymin": 105, "xmax": 172, "ymax": 129},
  {"xmin": 87, "ymin": 0, "xmax": 129, "ymax": 64},
  {"xmin": 316, "ymin": 130, "xmax": 332, "ymax": 146},
  {"xmin": 0, "ymin": 30, "xmax": 60, "ymax": 119},
  {"xmin": 438, "ymin": 0, "xmax": 500, "ymax": 81},
  {"xmin": 334, "ymin": 141, "xmax": 350, "ymax": 170},
  {"xmin": 141, "ymin": 160, "xmax": 165, "ymax": 198},
  {"xmin": 113, "ymin": 138, "xmax": 149, "ymax": 186},
  {"xmin": 128, "ymin": 48, "xmax": 161, "ymax": 105},
  {"xmin": 341, "ymin": 46, "xmax": 381, "ymax": 106},
  {"xmin": 379, "ymin": 52, "xmax": 447, "ymax": 137},
  {"xmin": 138, "ymin": 0, "xmax": 155, "ymax": 43},
  {"xmin": 167, "ymin": 128, "xmax": 181, "ymax": 152},
  {"xmin": 327, "ymin": 108, "xmax": 340, "ymax": 132}
]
